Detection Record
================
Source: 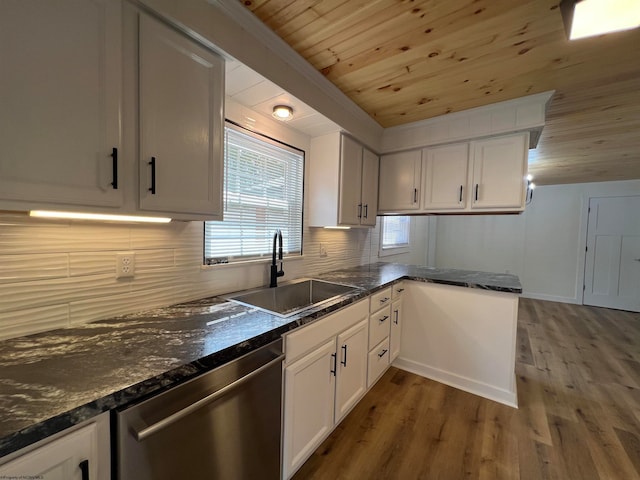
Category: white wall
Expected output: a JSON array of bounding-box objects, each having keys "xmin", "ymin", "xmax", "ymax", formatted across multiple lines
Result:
[{"xmin": 433, "ymin": 179, "xmax": 640, "ymax": 303}]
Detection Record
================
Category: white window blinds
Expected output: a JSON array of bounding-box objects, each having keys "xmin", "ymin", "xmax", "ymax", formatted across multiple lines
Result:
[
  {"xmin": 204, "ymin": 123, "xmax": 304, "ymax": 263},
  {"xmin": 381, "ymin": 216, "xmax": 410, "ymax": 250}
]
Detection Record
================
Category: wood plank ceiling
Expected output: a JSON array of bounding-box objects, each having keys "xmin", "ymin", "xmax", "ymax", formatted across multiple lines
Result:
[{"xmin": 240, "ymin": 0, "xmax": 640, "ymax": 186}]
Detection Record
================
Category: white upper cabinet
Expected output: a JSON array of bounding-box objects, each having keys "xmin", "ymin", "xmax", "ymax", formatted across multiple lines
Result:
[
  {"xmin": 379, "ymin": 132, "xmax": 528, "ymax": 215},
  {"xmin": 378, "ymin": 150, "xmax": 422, "ymax": 212},
  {"xmin": 360, "ymin": 148, "xmax": 380, "ymax": 226},
  {"xmin": 422, "ymin": 143, "xmax": 470, "ymax": 210},
  {"xmin": 337, "ymin": 135, "xmax": 363, "ymax": 225},
  {"xmin": 138, "ymin": 13, "xmax": 224, "ymax": 218},
  {"xmin": 0, "ymin": 0, "xmax": 123, "ymax": 210},
  {"xmin": 470, "ymin": 132, "xmax": 528, "ymax": 211},
  {"xmin": 309, "ymin": 133, "xmax": 379, "ymax": 227}
]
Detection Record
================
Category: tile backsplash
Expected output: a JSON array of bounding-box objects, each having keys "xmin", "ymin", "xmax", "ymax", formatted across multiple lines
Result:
[{"xmin": 0, "ymin": 212, "xmax": 375, "ymax": 340}]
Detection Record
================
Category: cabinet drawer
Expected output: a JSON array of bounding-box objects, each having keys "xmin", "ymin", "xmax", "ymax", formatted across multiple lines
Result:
[
  {"xmin": 392, "ymin": 282, "xmax": 405, "ymax": 299},
  {"xmin": 367, "ymin": 338, "xmax": 390, "ymax": 388},
  {"xmin": 285, "ymin": 300, "xmax": 368, "ymax": 364},
  {"xmin": 368, "ymin": 305, "xmax": 391, "ymax": 349},
  {"xmin": 369, "ymin": 287, "xmax": 392, "ymax": 312}
]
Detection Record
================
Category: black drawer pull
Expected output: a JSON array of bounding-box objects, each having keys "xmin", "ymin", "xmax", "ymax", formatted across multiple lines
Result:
[
  {"xmin": 378, "ymin": 349, "xmax": 388, "ymax": 358},
  {"xmin": 110, "ymin": 147, "xmax": 118, "ymax": 189},
  {"xmin": 149, "ymin": 157, "xmax": 156, "ymax": 194},
  {"xmin": 79, "ymin": 459, "xmax": 89, "ymax": 480},
  {"xmin": 379, "ymin": 315, "xmax": 389, "ymax": 323}
]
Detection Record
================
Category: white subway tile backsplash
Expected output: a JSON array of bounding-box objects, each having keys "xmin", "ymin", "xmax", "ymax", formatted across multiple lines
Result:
[
  {"xmin": 0, "ymin": 305, "xmax": 69, "ymax": 340},
  {"xmin": 0, "ymin": 253, "xmax": 69, "ymax": 284},
  {"xmin": 0, "ymin": 211, "xmax": 380, "ymax": 340}
]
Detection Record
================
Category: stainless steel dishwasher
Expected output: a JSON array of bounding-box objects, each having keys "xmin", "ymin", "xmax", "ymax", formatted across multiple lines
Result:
[{"xmin": 116, "ymin": 338, "xmax": 284, "ymax": 480}]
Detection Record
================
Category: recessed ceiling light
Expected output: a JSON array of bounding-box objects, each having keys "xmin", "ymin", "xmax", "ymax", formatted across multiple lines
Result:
[
  {"xmin": 560, "ymin": 0, "xmax": 640, "ymax": 40},
  {"xmin": 272, "ymin": 105, "xmax": 293, "ymax": 121}
]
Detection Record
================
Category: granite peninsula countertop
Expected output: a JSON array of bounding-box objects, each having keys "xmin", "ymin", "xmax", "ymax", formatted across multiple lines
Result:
[{"xmin": 0, "ymin": 262, "xmax": 521, "ymax": 458}]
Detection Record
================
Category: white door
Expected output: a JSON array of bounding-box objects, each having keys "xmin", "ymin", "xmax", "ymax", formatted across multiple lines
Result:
[
  {"xmin": 584, "ymin": 196, "xmax": 640, "ymax": 312},
  {"xmin": 423, "ymin": 143, "xmax": 469, "ymax": 210},
  {"xmin": 338, "ymin": 135, "xmax": 363, "ymax": 225},
  {"xmin": 334, "ymin": 319, "xmax": 368, "ymax": 423},
  {"xmin": 0, "ymin": 0, "xmax": 122, "ymax": 208},
  {"xmin": 138, "ymin": 13, "xmax": 224, "ymax": 217},
  {"xmin": 282, "ymin": 339, "xmax": 336, "ymax": 479}
]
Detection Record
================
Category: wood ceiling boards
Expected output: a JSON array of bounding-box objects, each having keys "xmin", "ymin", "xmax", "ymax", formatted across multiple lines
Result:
[{"xmin": 241, "ymin": 0, "xmax": 640, "ymax": 186}]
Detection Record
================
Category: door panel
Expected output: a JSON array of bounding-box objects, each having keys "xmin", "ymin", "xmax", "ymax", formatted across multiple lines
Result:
[
  {"xmin": 334, "ymin": 320, "xmax": 368, "ymax": 423},
  {"xmin": 584, "ymin": 196, "xmax": 640, "ymax": 312},
  {"xmin": 338, "ymin": 136, "xmax": 363, "ymax": 225}
]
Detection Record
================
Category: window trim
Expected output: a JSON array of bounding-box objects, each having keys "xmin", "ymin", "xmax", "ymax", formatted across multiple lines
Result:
[
  {"xmin": 203, "ymin": 121, "xmax": 305, "ymax": 265},
  {"xmin": 379, "ymin": 215, "xmax": 411, "ymax": 257}
]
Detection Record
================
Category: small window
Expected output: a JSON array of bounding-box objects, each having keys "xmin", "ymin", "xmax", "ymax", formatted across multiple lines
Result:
[
  {"xmin": 204, "ymin": 123, "xmax": 304, "ymax": 264},
  {"xmin": 379, "ymin": 216, "xmax": 410, "ymax": 257}
]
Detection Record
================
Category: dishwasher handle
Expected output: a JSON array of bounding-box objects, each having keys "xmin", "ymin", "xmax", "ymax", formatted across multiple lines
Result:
[{"xmin": 134, "ymin": 353, "xmax": 285, "ymax": 442}]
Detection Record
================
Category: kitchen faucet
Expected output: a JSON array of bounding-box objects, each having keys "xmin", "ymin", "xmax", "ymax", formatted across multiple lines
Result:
[{"xmin": 270, "ymin": 229, "xmax": 285, "ymax": 287}]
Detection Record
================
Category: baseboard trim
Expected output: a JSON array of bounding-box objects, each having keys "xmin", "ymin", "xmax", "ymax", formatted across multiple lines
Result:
[
  {"xmin": 520, "ymin": 291, "xmax": 580, "ymax": 305},
  {"xmin": 393, "ymin": 357, "xmax": 518, "ymax": 408}
]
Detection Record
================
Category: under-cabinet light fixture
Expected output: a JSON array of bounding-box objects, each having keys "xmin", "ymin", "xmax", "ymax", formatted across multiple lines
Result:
[
  {"xmin": 272, "ymin": 105, "xmax": 294, "ymax": 121},
  {"xmin": 526, "ymin": 177, "xmax": 536, "ymax": 205},
  {"xmin": 29, "ymin": 210, "xmax": 172, "ymax": 223},
  {"xmin": 560, "ymin": 0, "xmax": 640, "ymax": 40},
  {"xmin": 324, "ymin": 226, "xmax": 351, "ymax": 230}
]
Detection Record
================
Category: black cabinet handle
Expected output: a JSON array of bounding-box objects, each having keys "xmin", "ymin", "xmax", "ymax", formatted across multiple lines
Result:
[
  {"xmin": 394, "ymin": 309, "xmax": 399, "ymax": 324},
  {"xmin": 357, "ymin": 203, "xmax": 362, "ymax": 218},
  {"xmin": 379, "ymin": 315, "xmax": 389, "ymax": 323},
  {"xmin": 378, "ymin": 349, "xmax": 388, "ymax": 358},
  {"xmin": 79, "ymin": 459, "xmax": 89, "ymax": 480},
  {"xmin": 413, "ymin": 188, "xmax": 418, "ymax": 203},
  {"xmin": 341, "ymin": 345, "xmax": 347, "ymax": 366},
  {"xmin": 149, "ymin": 157, "xmax": 156, "ymax": 194},
  {"xmin": 475, "ymin": 184, "xmax": 479, "ymax": 202},
  {"xmin": 459, "ymin": 185, "xmax": 463, "ymax": 203},
  {"xmin": 380, "ymin": 297, "xmax": 390, "ymax": 304},
  {"xmin": 110, "ymin": 147, "xmax": 118, "ymax": 190},
  {"xmin": 363, "ymin": 204, "xmax": 368, "ymax": 219},
  {"xmin": 330, "ymin": 352, "xmax": 337, "ymax": 376},
  {"xmin": 396, "ymin": 288, "xmax": 405, "ymax": 293}
]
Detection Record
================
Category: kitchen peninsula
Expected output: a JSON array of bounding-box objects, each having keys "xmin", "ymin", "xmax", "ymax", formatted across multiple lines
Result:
[{"xmin": 0, "ymin": 262, "xmax": 521, "ymax": 470}]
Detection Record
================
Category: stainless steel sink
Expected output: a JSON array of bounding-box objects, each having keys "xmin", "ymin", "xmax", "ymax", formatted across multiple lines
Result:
[{"xmin": 226, "ymin": 278, "xmax": 359, "ymax": 317}]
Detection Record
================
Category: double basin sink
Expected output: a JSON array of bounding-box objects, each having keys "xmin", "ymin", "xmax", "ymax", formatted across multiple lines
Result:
[{"xmin": 226, "ymin": 278, "xmax": 360, "ymax": 317}]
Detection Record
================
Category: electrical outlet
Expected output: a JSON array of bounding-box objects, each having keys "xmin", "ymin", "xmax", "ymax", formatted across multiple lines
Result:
[
  {"xmin": 319, "ymin": 243, "xmax": 328, "ymax": 257},
  {"xmin": 116, "ymin": 252, "xmax": 135, "ymax": 279}
]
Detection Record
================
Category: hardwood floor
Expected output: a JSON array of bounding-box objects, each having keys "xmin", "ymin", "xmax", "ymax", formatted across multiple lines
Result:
[{"xmin": 292, "ymin": 298, "xmax": 640, "ymax": 480}]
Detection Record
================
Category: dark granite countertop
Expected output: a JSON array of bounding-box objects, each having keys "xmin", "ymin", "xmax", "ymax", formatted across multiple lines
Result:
[{"xmin": 0, "ymin": 262, "xmax": 520, "ymax": 458}]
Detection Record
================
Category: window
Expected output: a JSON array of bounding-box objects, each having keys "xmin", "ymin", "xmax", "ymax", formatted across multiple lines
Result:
[
  {"xmin": 204, "ymin": 123, "xmax": 304, "ymax": 264},
  {"xmin": 379, "ymin": 216, "xmax": 410, "ymax": 256}
]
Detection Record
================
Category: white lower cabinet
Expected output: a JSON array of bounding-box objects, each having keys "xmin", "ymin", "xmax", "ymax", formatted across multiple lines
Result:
[
  {"xmin": 282, "ymin": 300, "xmax": 368, "ymax": 479},
  {"xmin": 390, "ymin": 282, "xmax": 405, "ymax": 362},
  {"xmin": 390, "ymin": 299, "xmax": 403, "ymax": 361},
  {"xmin": 0, "ymin": 414, "xmax": 110, "ymax": 480}
]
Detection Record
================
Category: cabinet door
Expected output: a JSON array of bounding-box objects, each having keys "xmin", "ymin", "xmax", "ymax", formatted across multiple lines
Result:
[
  {"xmin": 471, "ymin": 133, "xmax": 528, "ymax": 210},
  {"xmin": 338, "ymin": 135, "xmax": 363, "ymax": 225},
  {"xmin": 139, "ymin": 13, "xmax": 224, "ymax": 217},
  {"xmin": 378, "ymin": 150, "xmax": 422, "ymax": 211},
  {"xmin": 283, "ymin": 339, "xmax": 336, "ymax": 479},
  {"xmin": 0, "ymin": 0, "xmax": 122, "ymax": 208},
  {"xmin": 390, "ymin": 300, "xmax": 403, "ymax": 361},
  {"xmin": 0, "ymin": 423, "xmax": 98, "ymax": 480},
  {"xmin": 360, "ymin": 148, "xmax": 379, "ymax": 226},
  {"xmin": 423, "ymin": 143, "xmax": 469, "ymax": 210},
  {"xmin": 335, "ymin": 319, "xmax": 368, "ymax": 423}
]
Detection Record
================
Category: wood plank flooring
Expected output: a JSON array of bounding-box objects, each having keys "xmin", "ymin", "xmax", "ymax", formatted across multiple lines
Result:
[{"xmin": 292, "ymin": 298, "xmax": 640, "ymax": 480}]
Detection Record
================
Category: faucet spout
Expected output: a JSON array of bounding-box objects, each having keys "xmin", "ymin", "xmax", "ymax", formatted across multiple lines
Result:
[{"xmin": 270, "ymin": 229, "xmax": 285, "ymax": 288}]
